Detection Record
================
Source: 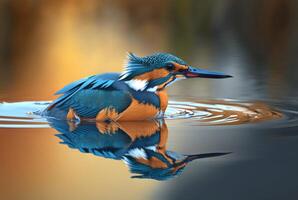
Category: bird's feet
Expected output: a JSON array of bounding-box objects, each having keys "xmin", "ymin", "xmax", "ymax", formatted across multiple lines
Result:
[
  {"xmin": 66, "ymin": 108, "xmax": 80, "ymax": 131},
  {"xmin": 66, "ymin": 108, "xmax": 80, "ymax": 122}
]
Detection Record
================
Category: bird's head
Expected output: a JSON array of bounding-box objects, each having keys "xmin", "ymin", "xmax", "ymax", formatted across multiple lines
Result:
[
  {"xmin": 120, "ymin": 52, "xmax": 232, "ymax": 91},
  {"xmin": 124, "ymin": 149, "xmax": 231, "ymax": 181}
]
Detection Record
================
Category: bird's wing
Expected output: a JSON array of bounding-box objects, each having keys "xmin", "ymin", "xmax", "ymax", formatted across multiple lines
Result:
[
  {"xmin": 57, "ymin": 89, "xmax": 132, "ymax": 117},
  {"xmin": 54, "ymin": 73, "xmax": 119, "ymax": 95},
  {"xmin": 46, "ymin": 73, "xmax": 132, "ymax": 117}
]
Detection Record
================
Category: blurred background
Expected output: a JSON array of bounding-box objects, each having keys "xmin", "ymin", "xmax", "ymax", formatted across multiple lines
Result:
[
  {"xmin": 0, "ymin": 0, "xmax": 297, "ymax": 102},
  {"xmin": 1, "ymin": 1, "xmax": 298, "ymax": 200}
]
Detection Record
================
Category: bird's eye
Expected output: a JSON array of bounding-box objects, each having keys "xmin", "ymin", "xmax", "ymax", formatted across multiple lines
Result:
[{"xmin": 166, "ymin": 63, "xmax": 175, "ymax": 71}]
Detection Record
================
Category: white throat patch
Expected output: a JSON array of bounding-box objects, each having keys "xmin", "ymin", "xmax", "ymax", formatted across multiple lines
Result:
[
  {"xmin": 125, "ymin": 79, "xmax": 148, "ymax": 91},
  {"xmin": 146, "ymin": 86, "xmax": 158, "ymax": 92},
  {"xmin": 127, "ymin": 148, "xmax": 147, "ymax": 159}
]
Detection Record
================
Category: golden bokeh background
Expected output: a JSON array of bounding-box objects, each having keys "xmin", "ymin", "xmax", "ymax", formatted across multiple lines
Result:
[
  {"xmin": 0, "ymin": 1, "xmax": 298, "ymax": 200},
  {"xmin": 1, "ymin": 0, "xmax": 297, "ymax": 101}
]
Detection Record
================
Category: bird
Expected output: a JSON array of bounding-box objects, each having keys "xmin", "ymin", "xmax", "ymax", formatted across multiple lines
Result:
[
  {"xmin": 44, "ymin": 52, "xmax": 232, "ymax": 121},
  {"xmin": 50, "ymin": 119, "xmax": 230, "ymax": 180}
]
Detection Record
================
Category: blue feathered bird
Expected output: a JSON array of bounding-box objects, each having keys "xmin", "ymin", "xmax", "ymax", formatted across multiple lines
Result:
[
  {"xmin": 49, "ymin": 119, "xmax": 230, "ymax": 180},
  {"xmin": 45, "ymin": 52, "xmax": 232, "ymax": 121}
]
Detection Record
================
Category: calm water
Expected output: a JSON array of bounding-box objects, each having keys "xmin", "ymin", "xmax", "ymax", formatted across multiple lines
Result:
[{"xmin": 1, "ymin": 98, "xmax": 298, "ymax": 200}]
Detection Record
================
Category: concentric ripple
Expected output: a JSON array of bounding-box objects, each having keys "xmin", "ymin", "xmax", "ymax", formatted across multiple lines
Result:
[
  {"xmin": 0, "ymin": 99, "xmax": 291, "ymax": 128},
  {"xmin": 166, "ymin": 100, "xmax": 282, "ymax": 125}
]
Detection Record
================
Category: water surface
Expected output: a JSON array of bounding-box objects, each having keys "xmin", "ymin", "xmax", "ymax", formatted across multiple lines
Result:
[
  {"xmin": 1, "ymin": 98, "xmax": 298, "ymax": 199},
  {"xmin": 0, "ymin": 99, "xmax": 298, "ymax": 196}
]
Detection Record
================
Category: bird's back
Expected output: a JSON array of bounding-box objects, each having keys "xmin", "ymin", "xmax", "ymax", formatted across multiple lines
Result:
[{"xmin": 44, "ymin": 72, "xmax": 166, "ymax": 121}]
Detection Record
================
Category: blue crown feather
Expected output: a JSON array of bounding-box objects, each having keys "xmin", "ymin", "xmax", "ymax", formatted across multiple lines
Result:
[
  {"xmin": 120, "ymin": 53, "xmax": 153, "ymax": 80},
  {"xmin": 120, "ymin": 52, "xmax": 187, "ymax": 80}
]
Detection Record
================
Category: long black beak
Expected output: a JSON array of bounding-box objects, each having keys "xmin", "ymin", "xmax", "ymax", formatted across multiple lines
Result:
[
  {"xmin": 184, "ymin": 152, "xmax": 231, "ymax": 163},
  {"xmin": 184, "ymin": 66, "xmax": 232, "ymax": 79}
]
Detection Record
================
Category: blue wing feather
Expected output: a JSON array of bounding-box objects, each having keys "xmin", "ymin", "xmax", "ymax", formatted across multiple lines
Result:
[
  {"xmin": 62, "ymin": 89, "xmax": 131, "ymax": 117},
  {"xmin": 55, "ymin": 76, "xmax": 90, "ymax": 95},
  {"xmin": 55, "ymin": 73, "xmax": 120, "ymax": 94},
  {"xmin": 46, "ymin": 73, "xmax": 132, "ymax": 118}
]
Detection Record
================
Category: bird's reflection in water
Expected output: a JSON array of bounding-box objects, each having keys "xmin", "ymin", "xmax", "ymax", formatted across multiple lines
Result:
[{"xmin": 49, "ymin": 119, "xmax": 229, "ymax": 180}]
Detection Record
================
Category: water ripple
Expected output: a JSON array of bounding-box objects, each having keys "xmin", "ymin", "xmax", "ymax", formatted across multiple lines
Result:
[
  {"xmin": 166, "ymin": 100, "xmax": 282, "ymax": 125},
  {"xmin": 0, "ymin": 99, "xmax": 294, "ymax": 128}
]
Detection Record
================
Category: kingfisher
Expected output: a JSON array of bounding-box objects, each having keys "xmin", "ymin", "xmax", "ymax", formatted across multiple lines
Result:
[
  {"xmin": 50, "ymin": 119, "xmax": 230, "ymax": 180},
  {"xmin": 44, "ymin": 52, "xmax": 232, "ymax": 121}
]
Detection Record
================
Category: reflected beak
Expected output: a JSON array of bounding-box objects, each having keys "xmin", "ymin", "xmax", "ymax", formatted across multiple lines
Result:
[
  {"xmin": 183, "ymin": 66, "xmax": 232, "ymax": 79},
  {"xmin": 184, "ymin": 152, "xmax": 231, "ymax": 163}
]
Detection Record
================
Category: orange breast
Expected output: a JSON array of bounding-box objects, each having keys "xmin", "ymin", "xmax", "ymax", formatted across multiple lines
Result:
[
  {"xmin": 94, "ymin": 90, "xmax": 169, "ymax": 121},
  {"xmin": 157, "ymin": 90, "xmax": 168, "ymax": 112},
  {"xmin": 118, "ymin": 98, "xmax": 160, "ymax": 121}
]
